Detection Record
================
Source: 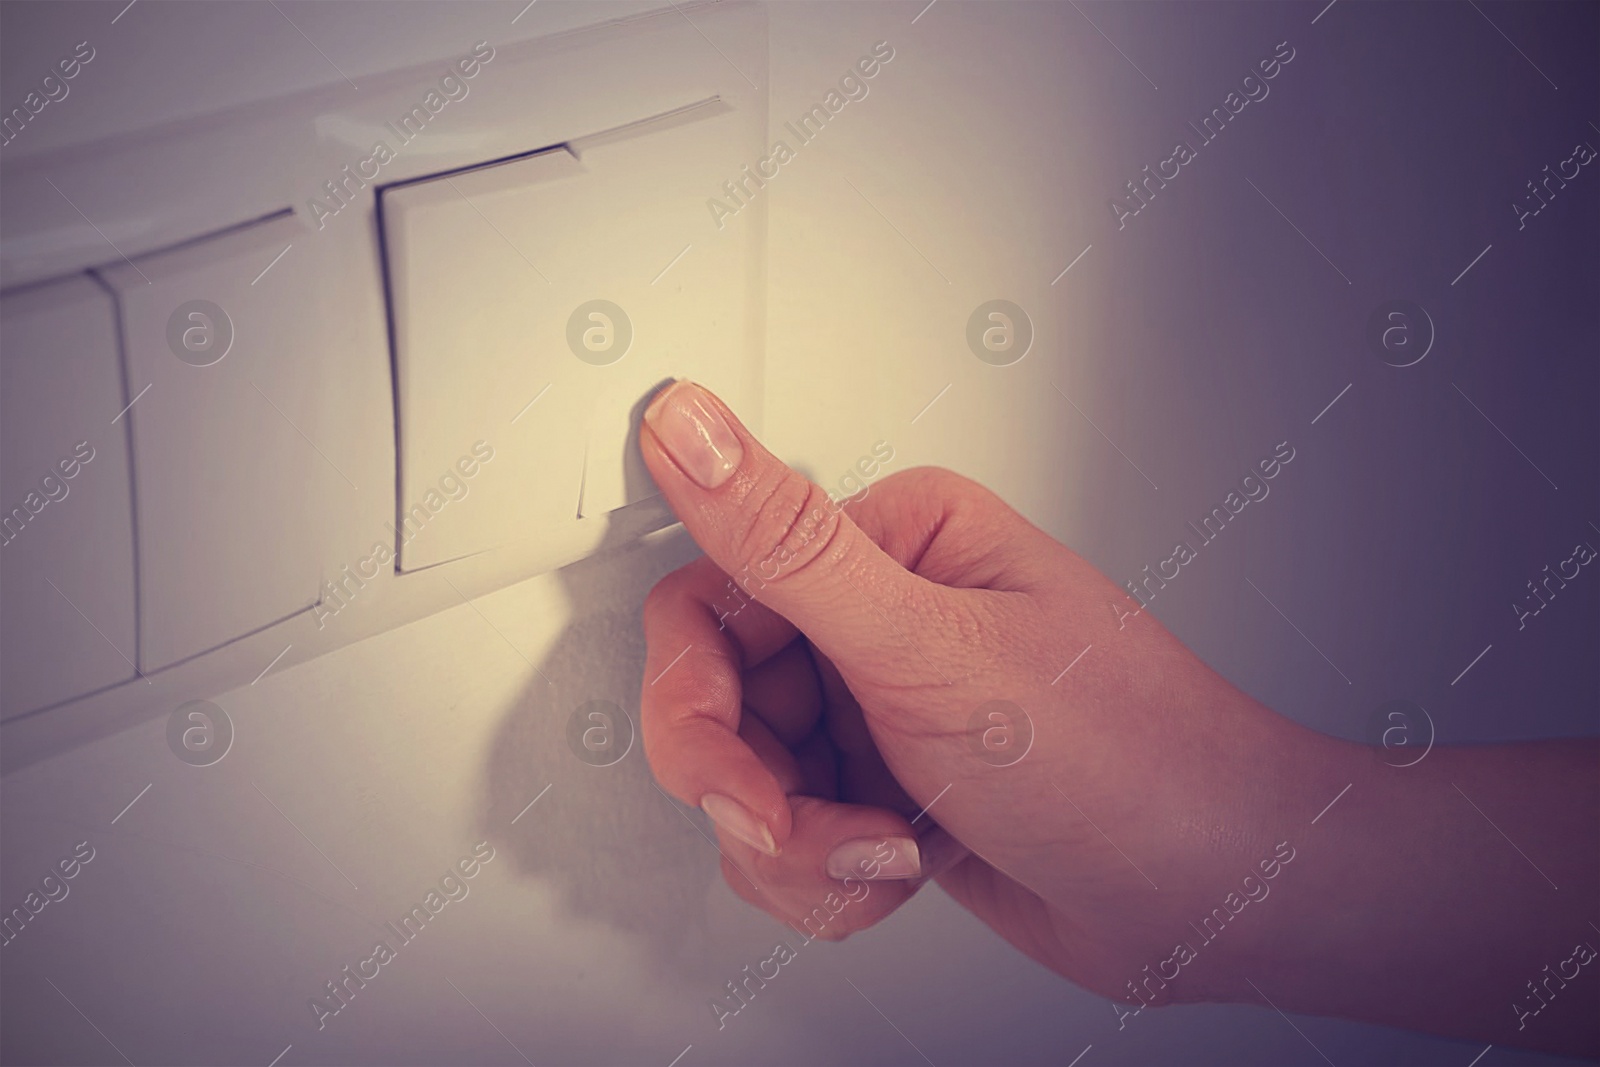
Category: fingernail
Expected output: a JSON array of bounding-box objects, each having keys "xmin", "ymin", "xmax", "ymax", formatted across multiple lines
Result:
[
  {"xmin": 701, "ymin": 793, "xmax": 778, "ymax": 856},
  {"xmin": 825, "ymin": 836, "xmax": 921, "ymax": 881},
  {"xmin": 643, "ymin": 380, "xmax": 743, "ymax": 489}
]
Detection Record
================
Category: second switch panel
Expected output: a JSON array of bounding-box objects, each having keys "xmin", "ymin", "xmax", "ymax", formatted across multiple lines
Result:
[{"xmin": 380, "ymin": 99, "xmax": 764, "ymax": 572}]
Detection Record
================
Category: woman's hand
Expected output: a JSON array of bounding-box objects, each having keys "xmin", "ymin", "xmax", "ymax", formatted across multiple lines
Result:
[
  {"xmin": 634, "ymin": 379, "xmax": 1308, "ymax": 992},
  {"xmin": 636, "ymin": 380, "xmax": 1599, "ymax": 1058}
]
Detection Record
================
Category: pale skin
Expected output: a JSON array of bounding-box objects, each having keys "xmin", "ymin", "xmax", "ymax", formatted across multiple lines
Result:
[{"xmin": 636, "ymin": 380, "xmax": 1600, "ymax": 1060}]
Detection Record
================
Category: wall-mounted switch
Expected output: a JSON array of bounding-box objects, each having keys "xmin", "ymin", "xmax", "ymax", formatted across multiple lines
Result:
[
  {"xmin": 0, "ymin": 0, "xmax": 768, "ymax": 748},
  {"xmin": 98, "ymin": 215, "xmax": 347, "ymax": 669},
  {"xmin": 380, "ymin": 98, "xmax": 763, "ymax": 572},
  {"xmin": 0, "ymin": 277, "xmax": 138, "ymax": 717}
]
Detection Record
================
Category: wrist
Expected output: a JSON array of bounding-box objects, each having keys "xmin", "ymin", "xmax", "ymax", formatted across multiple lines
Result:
[
  {"xmin": 1175, "ymin": 715, "xmax": 1369, "ymax": 1007},
  {"xmin": 1194, "ymin": 729, "xmax": 1598, "ymax": 1056}
]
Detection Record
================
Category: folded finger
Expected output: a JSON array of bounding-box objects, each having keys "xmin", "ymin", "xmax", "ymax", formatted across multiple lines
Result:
[
  {"xmin": 641, "ymin": 557, "xmax": 802, "ymax": 855},
  {"xmin": 740, "ymin": 638, "xmax": 823, "ymax": 747},
  {"xmin": 710, "ymin": 795, "xmax": 924, "ymax": 940}
]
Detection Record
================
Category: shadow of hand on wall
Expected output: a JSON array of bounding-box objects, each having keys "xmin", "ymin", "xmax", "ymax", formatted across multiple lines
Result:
[{"xmin": 481, "ymin": 512, "xmax": 724, "ymax": 973}]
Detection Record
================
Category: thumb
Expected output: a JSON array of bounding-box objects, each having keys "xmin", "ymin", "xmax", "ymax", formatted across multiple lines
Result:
[{"xmin": 639, "ymin": 380, "xmax": 935, "ymax": 678}]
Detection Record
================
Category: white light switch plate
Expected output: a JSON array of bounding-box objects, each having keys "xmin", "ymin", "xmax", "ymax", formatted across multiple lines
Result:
[
  {"xmin": 0, "ymin": 1, "xmax": 767, "ymax": 755},
  {"xmin": 382, "ymin": 97, "xmax": 765, "ymax": 571},
  {"xmin": 0, "ymin": 277, "xmax": 138, "ymax": 715}
]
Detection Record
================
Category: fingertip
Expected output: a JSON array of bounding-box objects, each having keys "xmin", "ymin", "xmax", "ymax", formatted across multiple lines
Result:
[
  {"xmin": 641, "ymin": 714, "xmax": 792, "ymax": 851},
  {"xmin": 702, "ymin": 792, "xmax": 781, "ymax": 858},
  {"xmin": 824, "ymin": 835, "xmax": 921, "ymax": 881},
  {"xmin": 640, "ymin": 380, "xmax": 744, "ymax": 491},
  {"xmin": 711, "ymin": 798, "xmax": 922, "ymax": 937},
  {"xmin": 641, "ymin": 376, "xmax": 686, "ymax": 422}
]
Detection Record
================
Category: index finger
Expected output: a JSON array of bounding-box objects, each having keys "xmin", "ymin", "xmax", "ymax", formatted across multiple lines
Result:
[{"xmin": 640, "ymin": 555, "xmax": 800, "ymax": 856}]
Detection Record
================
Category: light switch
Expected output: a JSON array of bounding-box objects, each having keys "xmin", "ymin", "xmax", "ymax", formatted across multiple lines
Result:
[
  {"xmin": 380, "ymin": 98, "xmax": 763, "ymax": 571},
  {"xmin": 0, "ymin": 276, "xmax": 138, "ymax": 717},
  {"xmin": 97, "ymin": 215, "xmax": 345, "ymax": 669},
  {"xmin": 383, "ymin": 147, "xmax": 591, "ymax": 568}
]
